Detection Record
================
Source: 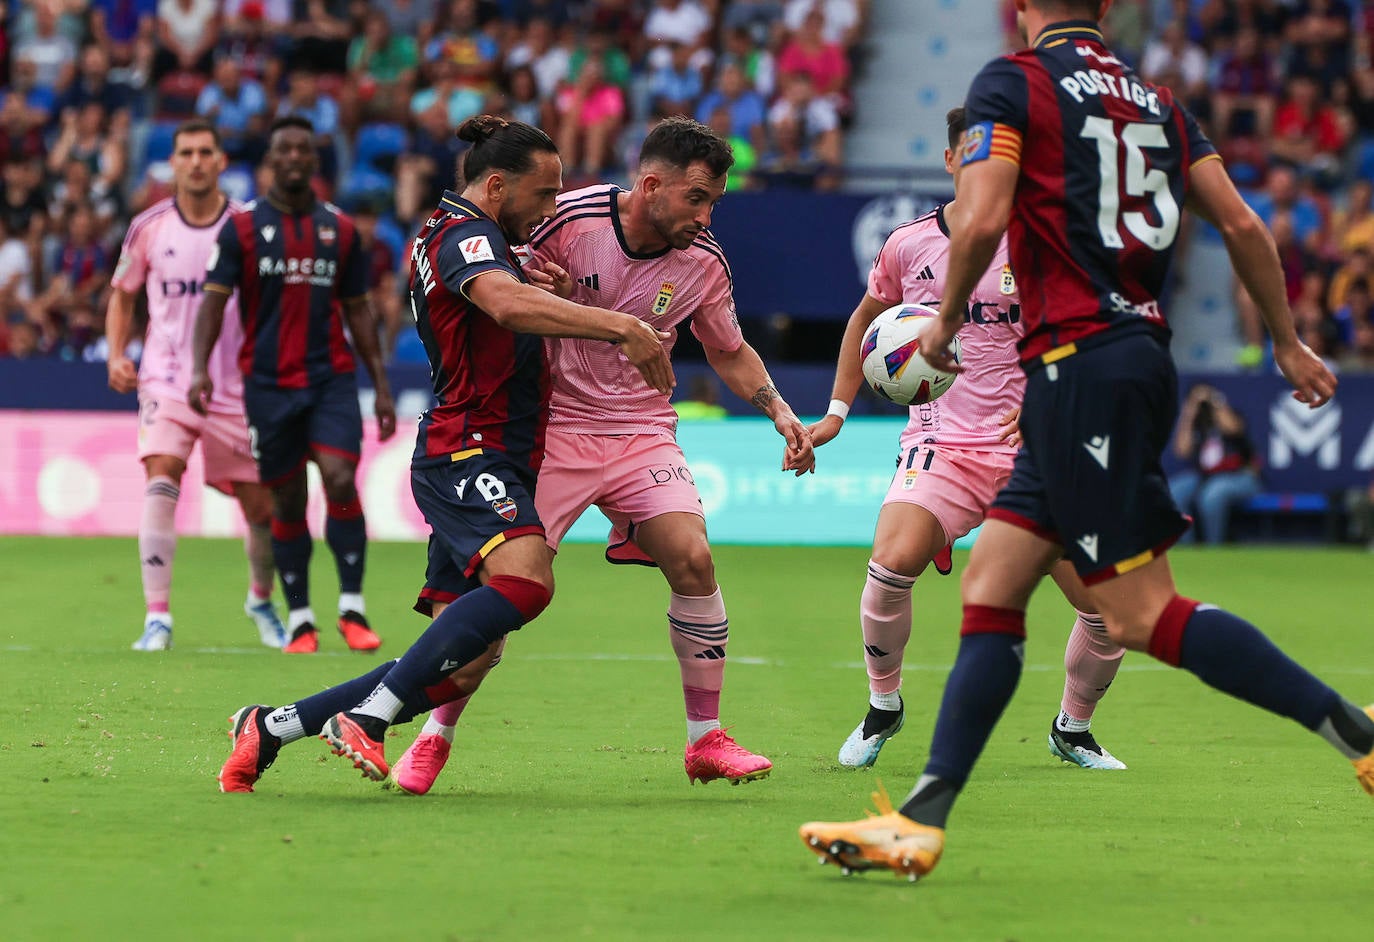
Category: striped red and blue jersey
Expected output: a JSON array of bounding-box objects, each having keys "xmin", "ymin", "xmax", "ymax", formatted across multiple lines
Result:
[
  {"xmin": 204, "ymin": 196, "xmax": 368, "ymax": 388},
  {"xmin": 960, "ymin": 19, "xmax": 1219, "ymax": 362},
  {"xmin": 408, "ymin": 190, "xmax": 550, "ymax": 472}
]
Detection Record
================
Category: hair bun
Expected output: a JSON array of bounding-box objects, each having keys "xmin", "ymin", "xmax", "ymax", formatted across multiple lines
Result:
[{"xmin": 456, "ymin": 114, "xmax": 510, "ymax": 144}]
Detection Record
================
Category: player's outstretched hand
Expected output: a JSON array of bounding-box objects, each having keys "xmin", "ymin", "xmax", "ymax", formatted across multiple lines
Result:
[
  {"xmin": 1274, "ymin": 340, "xmax": 1337, "ymax": 408},
  {"xmin": 619, "ymin": 318, "xmax": 675, "ymax": 394},
  {"xmin": 375, "ymin": 388, "xmax": 397, "ymax": 441},
  {"xmin": 107, "ymin": 355, "xmax": 137, "ymax": 394},
  {"xmin": 527, "ymin": 261, "xmax": 573, "ymax": 299},
  {"xmin": 997, "ymin": 407, "xmax": 1022, "ymax": 448},
  {"xmin": 918, "ymin": 317, "xmax": 964, "ymax": 374},
  {"xmin": 188, "ymin": 371, "xmax": 213, "ymax": 416},
  {"xmin": 777, "ymin": 410, "xmax": 815, "ymax": 475},
  {"xmin": 806, "ymin": 415, "xmax": 843, "ymax": 449}
]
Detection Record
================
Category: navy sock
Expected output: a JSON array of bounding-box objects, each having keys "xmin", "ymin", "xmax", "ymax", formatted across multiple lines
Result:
[
  {"xmin": 325, "ymin": 502, "xmax": 366, "ymax": 595},
  {"xmin": 271, "ymin": 518, "xmax": 312, "ymax": 611},
  {"xmin": 376, "ymin": 586, "xmax": 527, "ymax": 704},
  {"xmin": 294, "ymin": 661, "xmax": 396, "ymax": 736},
  {"xmin": 1177, "ymin": 605, "xmax": 1340, "ymax": 730}
]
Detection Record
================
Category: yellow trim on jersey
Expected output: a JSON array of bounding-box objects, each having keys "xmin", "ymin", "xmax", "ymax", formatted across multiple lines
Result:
[
  {"xmin": 1113, "ymin": 548, "xmax": 1157, "ymax": 576},
  {"xmin": 1035, "ymin": 25, "xmax": 1104, "ymax": 47},
  {"xmin": 1044, "ymin": 38, "xmax": 1069, "ymax": 48},
  {"xmin": 439, "ymin": 195, "xmax": 476, "ymax": 217},
  {"xmin": 450, "ymin": 447, "xmax": 485, "ymax": 462},
  {"xmin": 1041, "ymin": 342, "xmax": 1078, "ymax": 365},
  {"xmin": 1190, "ymin": 153, "xmax": 1224, "ymax": 170},
  {"xmin": 202, "ymin": 283, "xmax": 233, "ymax": 295},
  {"xmin": 478, "ymin": 532, "xmax": 508, "ymax": 558}
]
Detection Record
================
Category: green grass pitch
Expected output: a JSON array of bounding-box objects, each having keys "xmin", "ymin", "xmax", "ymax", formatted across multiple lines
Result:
[{"xmin": 2, "ymin": 535, "xmax": 1372, "ymax": 941}]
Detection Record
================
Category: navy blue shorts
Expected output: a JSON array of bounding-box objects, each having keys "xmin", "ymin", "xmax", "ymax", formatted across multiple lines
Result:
[
  {"xmin": 411, "ymin": 451, "xmax": 545, "ymax": 615},
  {"xmin": 243, "ymin": 373, "xmax": 363, "ymax": 485},
  {"xmin": 988, "ymin": 329, "xmax": 1188, "ymax": 584}
]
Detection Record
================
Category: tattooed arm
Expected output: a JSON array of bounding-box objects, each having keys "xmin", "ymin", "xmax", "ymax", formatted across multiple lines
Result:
[{"xmin": 703, "ymin": 340, "xmax": 815, "ymax": 475}]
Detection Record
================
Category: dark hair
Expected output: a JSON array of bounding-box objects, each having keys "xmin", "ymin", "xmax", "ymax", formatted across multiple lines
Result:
[
  {"xmin": 945, "ymin": 107, "xmax": 967, "ymax": 151},
  {"xmin": 1030, "ymin": 0, "xmax": 1101, "ymax": 16},
  {"xmin": 455, "ymin": 114, "xmax": 558, "ymax": 185},
  {"xmin": 173, "ymin": 118, "xmax": 222, "ymax": 150},
  {"xmin": 269, "ymin": 115, "xmax": 315, "ymax": 139},
  {"xmin": 638, "ymin": 116, "xmax": 734, "ymax": 177}
]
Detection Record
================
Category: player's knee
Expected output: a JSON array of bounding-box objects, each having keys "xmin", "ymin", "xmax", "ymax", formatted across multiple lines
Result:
[
  {"xmin": 665, "ymin": 545, "xmax": 715, "ymax": 595},
  {"xmin": 1099, "ymin": 612, "xmax": 1151, "ymax": 650},
  {"xmin": 487, "ymin": 573, "xmax": 553, "ymax": 623}
]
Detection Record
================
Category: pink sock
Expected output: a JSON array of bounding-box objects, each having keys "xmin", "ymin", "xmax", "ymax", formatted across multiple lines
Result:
[
  {"xmin": 1060, "ymin": 611, "xmax": 1125, "ymax": 722},
  {"xmin": 245, "ymin": 522, "xmax": 274, "ymax": 599},
  {"xmin": 139, "ymin": 476, "xmax": 179, "ymax": 613},
  {"xmin": 860, "ymin": 560, "xmax": 916, "ymax": 695},
  {"xmin": 668, "ymin": 588, "xmax": 728, "ymax": 722}
]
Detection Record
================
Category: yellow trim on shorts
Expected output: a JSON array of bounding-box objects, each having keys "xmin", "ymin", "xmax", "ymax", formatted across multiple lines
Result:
[
  {"xmin": 450, "ymin": 447, "xmax": 484, "ymax": 462},
  {"xmin": 478, "ymin": 532, "xmax": 507, "ymax": 558},
  {"xmin": 1113, "ymin": 548, "xmax": 1156, "ymax": 576},
  {"xmin": 1041, "ymin": 342, "xmax": 1078, "ymax": 365}
]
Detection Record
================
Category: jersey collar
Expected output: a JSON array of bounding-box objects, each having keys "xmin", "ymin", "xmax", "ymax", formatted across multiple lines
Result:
[
  {"xmin": 1033, "ymin": 19, "xmax": 1104, "ymax": 48},
  {"xmin": 936, "ymin": 203, "xmax": 951, "ymax": 240},
  {"xmin": 438, "ymin": 190, "xmax": 485, "ymax": 220}
]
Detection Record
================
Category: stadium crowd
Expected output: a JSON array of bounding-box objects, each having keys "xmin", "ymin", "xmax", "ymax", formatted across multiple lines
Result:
[{"xmin": 2, "ymin": 0, "xmax": 1373, "ymax": 370}]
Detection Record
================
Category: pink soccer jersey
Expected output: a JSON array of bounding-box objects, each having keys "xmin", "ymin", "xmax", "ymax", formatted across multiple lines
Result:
[
  {"xmin": 528, "ymin": 184, "xmax": 743, "ymax": 435},
  {"xmin": 867, "ymin": 204, "xmax": 1024, "ymax": 452},
  {"xmin": 112, "ymin": 198, "xmax": 245, "ymax": 413}
]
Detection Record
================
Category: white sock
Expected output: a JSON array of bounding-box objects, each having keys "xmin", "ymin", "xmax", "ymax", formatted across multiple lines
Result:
[
  {"xmin": 338, "ymin": 592, "xmax": 365, "ymax": 615},
  {"xmin": 420, "ymin": 716, "xmax": 458, "ymax": 742},
  {"xmin": 869, "ymin": 689, "xmax": 902, "ymax": 711},
  {"xmin": 246, "ymin": 587, "xmax": 271, "ymax": 604},
  {"xmin": 264, "ymin": 705, "xmax": 306, "ymax": 744},
  {"xmin": 1056, "ymin": 710, "xmax": 1091, "ymax": 733},
  {"xmin": 687, "ymin": 719, "xmax": 720, "ymax": 743},
  {"xmin": 145, "ymin": 612, "xmax": 173, "ymax": 627},
  {"xmin": 288, "ymin": 607, "xmax": 316, "ymax": 633},
  {"xmin": 352, "ymin": 682, "xmax": 403, "ymax": 723}
]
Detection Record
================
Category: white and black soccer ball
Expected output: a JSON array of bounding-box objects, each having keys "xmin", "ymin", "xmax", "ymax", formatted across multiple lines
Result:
[{"xmin": 859, "ymin": 303, "xmax": 961, "ymax": 405}]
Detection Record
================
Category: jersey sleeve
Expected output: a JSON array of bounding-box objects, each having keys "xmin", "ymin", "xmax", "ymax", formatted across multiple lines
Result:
[
  {"xmin": 203, "ymin": 214, "xmax": 244, "ymax": 295},
  {"xmin": 961, "ymin": 56, "xmax": 1029, "ymax": 169},
  {"xmin": 110, "ymin": 215, "xmax": 151, "ymax": 292},
  {"xmin": 1179, "ymin": 100, "xmax": 1219, "ymax": 169},
  {"xmin": 688, "ymin": 256, "xmax": 744, "ymax": 353},
  {"xmin": 434, "ymin": 217, "xmax": 521, "ymax": 298},
  {"xmin": 337, "ymin": 220, "xmax": 369, "ymax": 300},
  {"xmin": 866, "ymin": 232, "xmax": 904, "ymax": 305}
]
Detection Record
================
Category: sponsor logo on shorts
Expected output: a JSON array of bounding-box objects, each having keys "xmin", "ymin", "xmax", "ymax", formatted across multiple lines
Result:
[
  {"xmin": 649, "ymin": 465, "xmax": 694, "ymax": 486},
  {"xmin": 492, "ymin": 497, "xmax": 518, "ymax": 521}
]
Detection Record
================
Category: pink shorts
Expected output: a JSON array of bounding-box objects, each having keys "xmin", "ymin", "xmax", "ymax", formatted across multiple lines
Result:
[
  {"xmin": 883, "ymin": 441, "xmax": 1014, "ymax": 544},
  {"xmin": 137, "ymin": 389, "xmax": 259, "ymax": 495},
  {"xmin": 535, "ymin": 429, "xmax": 703, "ymax": 562}
]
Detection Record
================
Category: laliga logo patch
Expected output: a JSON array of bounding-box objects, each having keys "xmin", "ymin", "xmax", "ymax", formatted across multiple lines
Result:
[
  {"xmin": 491, "ymin": 498, "xmax": 518, "ymax": 522},
  {"xmin": 1000, "ymin": 264, "xmax": 1016, "ymax": 295},
  {"xmin": 652, "ymin": 282, "xmax": 675, "ymax": 316},
  {"xmin": 461, "ymin": 235, "xmax": 495, "ymax": 264}
]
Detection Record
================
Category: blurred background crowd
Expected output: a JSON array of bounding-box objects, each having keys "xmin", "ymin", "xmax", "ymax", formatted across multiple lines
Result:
[{"xmin": 1, "ymin": 0, "xmax": 1373, "ymax": 376}]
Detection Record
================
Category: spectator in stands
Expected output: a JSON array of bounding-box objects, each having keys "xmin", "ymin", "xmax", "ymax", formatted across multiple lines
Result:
[
  {"xmin": 723, "ymin": 24, "xmax": 776, "ymax": 98},
  {"xmin": 153, "ymin": 0, "xmax": 219, "ymax": 81},
  {"xmin": 220, "ymin": 3, "xmax": 287, "ymax": 89},
  {"xmin": 346, "ymin": 198, "xmax": 403, "ymax": 358},
  {"xmin": 704, "ymin": 102, "xmax": 758, "ymax": 192},
  {"xmin": 1102, "ymin": 0, "xmax": 1151, "ymax": 66},
  {"xmin": 49, "ymin": 156, "xmax": 121, "ymax": 227},
  {"xmin": 1140, "ymin": 19, "xmax": 1209, "ymax": 106},
  {"xmin": 505, "ymin": 16, "xmax": 571, "ymax": 100},
  {"xmin": 782, "ymin": 0, "xmax": 865, "ymax": 52},
  {"xmin": 1270, "ymin": 74, "xmax": 1349, "ymax": 187},
  {"xmin": 410, "ymin": 57, "xmax": 484, "ymax": 129},
  {"xmin": 777, "ymin": 6, "xmax": 851, "ymax": 107},
  {"xmin": 0, "ymin": 92, "xmax": 44, "ymax": 164},
  {"xmin": 382, "ymin": 0, "xmax": 440, "ymax": 50},
  {"xmin": 393, "ymin": 97, "xmax": 466, "ymax": 223},
  {"xmin": 46, "ymin": 103, "xmax": 128, "ymax": 197},
  {"xmin": 1212, "ymin": 24, "xmax": 1279, "ymax": 148},
  {"xmin": 568, "ymin": 28, "xmax": 633, "ymax": 95},
  {"xmin": 223, "ymin": 0, "xmax": 292, "ymax": 33},
  {"xmin": 290, "ymin": 0, "xmax": 353, "ymax": 73},
  {"xmin": 1284, "ymin": 0, "xmax": 1351, "ymax": 91},
  {"xmin": 347, "ymin": 10, "xmax": 419, "ymax": 125},
  {"xmin": 648, "ymin": 42, "xmax": 704, "ymax": 119},
  {"xmin": 1334, "ymin": 179, "xmax": 1374, "ymax": 255},
  {"xmin": 644, "ymin": 0, "xmax": 714, "ymax": 71},
  {"xmin": 424, "ymin": 0, "xmax": 500, "ymax": 91},
  {"xmin": 1333, "ymin": 277, "xmax": 1374, "ymax": 360},
  {"xmin": 0, "ymin": 215, "xmax": 33, "ymax": 322},
  {"xmin": 554, "ymin": 56, "xmax": 626, "ymax": 177},
  {"xmin": 1330, "ymin": 244, "xmax": 1373, "ymax": 311},
  {"xmin": 509, "ymin": 0, "xmax": 574, "ymax": 29},
  {"xmin": 502, "ymin": 64, "xmax": 551, "ymax": 130},
  {"xmin": 276, "ymin": 70, "xmax": 342, "ymax": 183},
  {"xmin": 57, "ymin": 44, "xmax": 131, "ymax": 123},
  {"xmin": 722, "ymin": 0, "xmax": 785, "ymax": 44},
  {"xmin": 89, "ymin": 0, "xmax": 157, "ymax": 68},
  {"xmin": 6, "ymin": 318, "xmax": 40, "ymax": 359},
  {"xmin": 762, "ymin": 70, "xmax": 841, "ymax": 190},
  {"xmin": 14, "ymin": 1, "xmax": 77, "ymax": 94},
  {"xmin": 696, "ymin": 60, "xmax": 768, "ymax": 153},
  {"xmin": 1169, "ymin": 383, "xmax": 1261, "ymax": 545},
  {"xmin": 196, "ymin": 56, "xmax": 269, "ymax": 164},
  {"xmin": 0, "ymin": 157, "xmax": 47, "ymax": 250}
]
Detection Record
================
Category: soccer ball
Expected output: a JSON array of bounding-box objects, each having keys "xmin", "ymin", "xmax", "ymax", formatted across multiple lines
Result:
[{"xmin": 860, "ymin": 303, "xmax": 961, "ymax": 405}]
